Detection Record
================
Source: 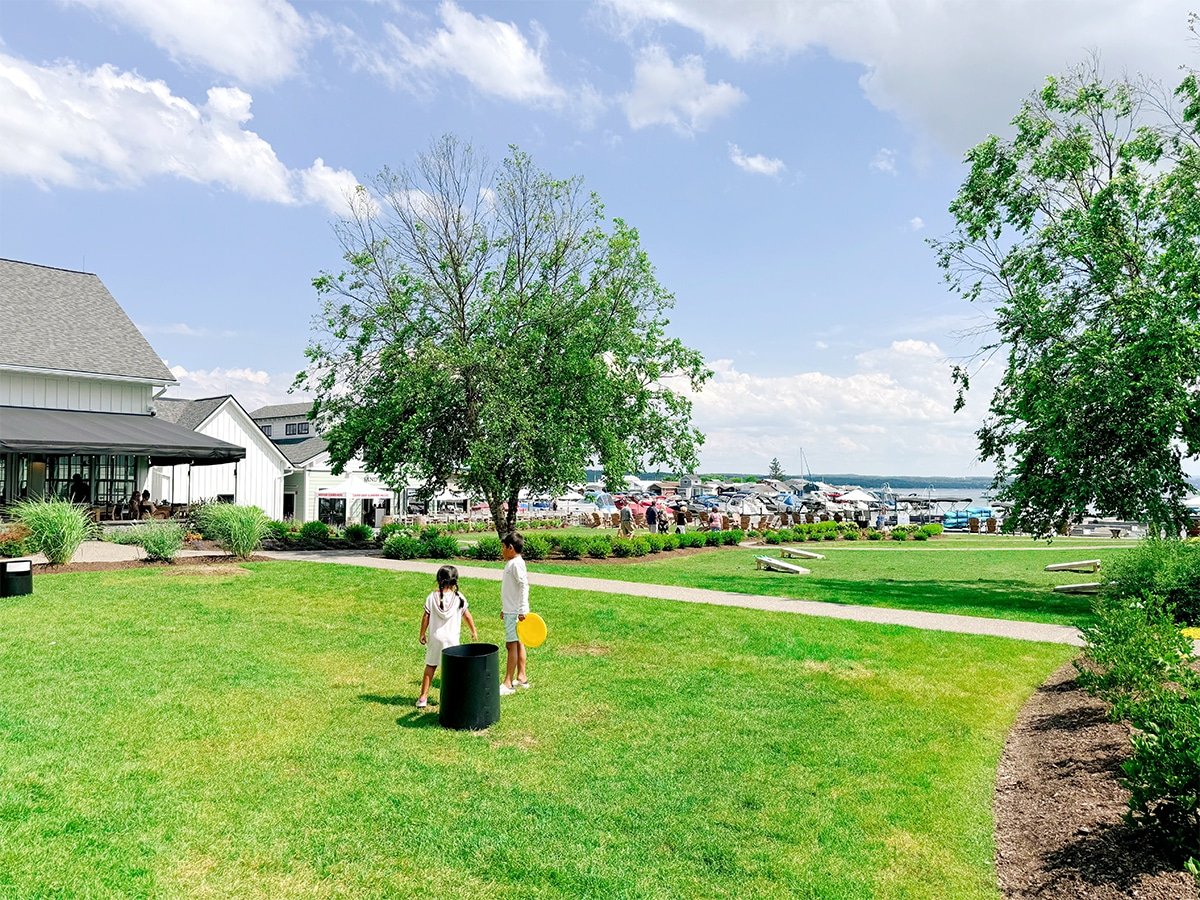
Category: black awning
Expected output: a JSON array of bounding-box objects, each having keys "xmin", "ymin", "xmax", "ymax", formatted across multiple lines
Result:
[{"xmin": 0, "ymin": 406, "xmax": 246, "ymax": 466}]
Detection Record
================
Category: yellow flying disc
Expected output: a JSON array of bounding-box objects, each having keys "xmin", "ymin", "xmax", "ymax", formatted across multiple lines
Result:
[{"xmin": 516, "ymin": 613, "xmax": 548, "ymax": 648}]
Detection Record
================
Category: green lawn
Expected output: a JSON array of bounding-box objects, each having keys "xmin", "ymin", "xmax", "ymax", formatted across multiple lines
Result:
[
  {"xmin": 0, "ymin": 561, "xmax": 1071, "ymax": 898},
  {"xmin": 466, "ymin": 535, "xmax": 1128, "ymax": 626}
]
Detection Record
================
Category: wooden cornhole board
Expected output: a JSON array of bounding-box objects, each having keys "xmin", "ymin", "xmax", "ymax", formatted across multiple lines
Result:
[
  {"xmin": 755, "ymin": 556, "xmax": 810, "ymax": 575},
  {"xmin": 1044, "ymin": 560, "xmax": 1101, "ymax": 573},
  {"xmin": 779, "ymin": 546, "xmax": 825, "ymax": 560},
  {"xmin": 1052, "ymin": 582, "xmax": 1101, "ymax": 594}
]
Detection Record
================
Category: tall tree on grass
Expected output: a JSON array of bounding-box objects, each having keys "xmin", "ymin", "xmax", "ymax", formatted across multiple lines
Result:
[
  {"xmin": 931, "ymin": 56, "xmax": 1200, "ymax": 537},
  {"xmin": 299, "ymin": 136, "xmax": 711, "ymax": 537}
]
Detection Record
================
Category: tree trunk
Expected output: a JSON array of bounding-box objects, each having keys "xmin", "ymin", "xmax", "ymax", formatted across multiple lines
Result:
[{"xmin": 505, "ymin": 491, "xmax": 519, "ymax": 536}]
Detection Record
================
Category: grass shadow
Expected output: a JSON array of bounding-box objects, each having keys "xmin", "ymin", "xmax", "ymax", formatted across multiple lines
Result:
[
  {"xmin": 395, "ymin": 710, "xmax": 441, "ymax": 729},
  {"xmin": 358, "ymin": 694, "xmax": 412, "ymax": 706},
  {"xmin": 775, "ymin": 577, "xmax": 1095, "ymax": 624}
]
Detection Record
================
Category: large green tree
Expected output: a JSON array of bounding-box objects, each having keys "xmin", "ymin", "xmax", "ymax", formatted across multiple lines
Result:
[
  {"xmin": 298, "ymin": 137, "xmax": 710, "ymax": 537},
  {"xmin": 932, "ymin": 57, "xmax": 1200, "ymax": 537}
]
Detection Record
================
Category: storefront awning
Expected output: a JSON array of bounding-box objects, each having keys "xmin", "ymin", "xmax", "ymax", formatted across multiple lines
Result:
[{"xmin": 0, "ymin": 406, "xmax": 246, "ymax": 466}]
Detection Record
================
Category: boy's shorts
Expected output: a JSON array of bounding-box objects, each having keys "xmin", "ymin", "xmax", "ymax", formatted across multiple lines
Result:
[{"xmin": 503, "ymin": 613, "xmax": 521, "ymax": 643}]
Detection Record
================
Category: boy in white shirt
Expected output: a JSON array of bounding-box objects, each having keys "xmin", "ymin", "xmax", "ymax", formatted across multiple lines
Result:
[{"xmin": 500, "ymin": 532, "xmax": 530, "ymax": 695}]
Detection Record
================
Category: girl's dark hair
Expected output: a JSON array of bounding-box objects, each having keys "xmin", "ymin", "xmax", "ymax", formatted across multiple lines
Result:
[{"xmin": 436, "ymin": 565, "xmax": 459, "ymax": 593}]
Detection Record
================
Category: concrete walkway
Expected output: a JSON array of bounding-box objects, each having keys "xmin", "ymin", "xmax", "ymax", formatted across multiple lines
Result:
[{"xmin": 262, "ymin": 550, "xmax": 1086, "ymax": 647}]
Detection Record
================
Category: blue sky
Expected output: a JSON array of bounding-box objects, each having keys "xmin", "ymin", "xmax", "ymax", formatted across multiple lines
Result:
[{"xmin": 0, "ymin": 0, "xmax": 1194, "ymax": 476}]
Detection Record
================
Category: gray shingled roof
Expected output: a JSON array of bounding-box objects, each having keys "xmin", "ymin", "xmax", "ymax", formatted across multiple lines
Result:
[
  {"xmin": 154, "ymin": 396, "xmax": 229, "ymax": 432},
  {"xmin": 274, "ymin": 435, "xmax": 327, "ymax": 465},
  {"xmin": 251, "ymin": 401, "xmax": 313, "ymax": 420},
  {"xmin": 0, "ymin": 259, "xmax": 175, "ymax": 382}
]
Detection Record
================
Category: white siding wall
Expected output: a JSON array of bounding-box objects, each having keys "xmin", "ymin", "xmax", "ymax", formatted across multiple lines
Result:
[
  {"xmin": 149, "ymin": 402, "xmax": 289, "ymax": 519},
  {"xmin": 0, "ymin": 370, "xmax": 153, "ymax": 413}
]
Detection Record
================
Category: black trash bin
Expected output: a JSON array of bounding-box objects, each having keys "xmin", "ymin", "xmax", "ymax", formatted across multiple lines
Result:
[
  {"xmin": 439, "ymin": 643, "xmax": 500, "ymax": 730},
  {"xmin": 0, "ymin": 559, "xmax": 33, "ymax": 598}
]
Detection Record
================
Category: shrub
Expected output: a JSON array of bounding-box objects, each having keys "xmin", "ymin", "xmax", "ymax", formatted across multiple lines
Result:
[
  {"xmin": 646, "ymin": 533, "xmax": 666, "ymax": 553},
  {"xmin": 12, "ymin": 499, "xmax": 93, "ymax": 565},
  {"xmin": 1080, "ymin": 594, "xmax": 1200, "ymax": 848},
  {"xmin": 631, "ymin": 536, "xmax": 651, "ymax": 556},
  {"xmin": 344, "ymin": 523, "xmax": 374, "ymax": 543},
  {"xmin": 379, "ymin": 522, "xmax": 411, "ymax": 542},
  {"xmin": 266, "ymin": 519, "xmax": 290, "ymax": 541},
  {"xmin": 661, "ymin": 533, "xmax": 680, "ymax": 551},
  {"xmin": 686, "ymin": 532, "xmax": 710, "ymax": 549},
  {"xmin": 722, "ymin": 529, "xmax": 741, "ymax": 546},
  {"xmin": 559, "ymin": 535, "xmax": 587, "ymax": 560},
  {"xmin": 522, "ymin": 533, "xmax": 550, "ymax": 561},
  {"xmin": 912, "ymin": 530, "xmax": 929, "ymax": 541},
  {"xmin": 806, "ymin": 532, "xmax": 821, "ymax": 542},
  {"xmin": 421, "ymin": 534, "xmax": 460, "ymax": 559},
  {"xmin": 0, "ymin": 522, "xmax": 31, "ymax": 558},
  {"xmin": 471, "ymin": 535, "xmax": 504, "ymax": 561},
  {"xmin": 705, "ymin": 530, "xmax": 723, "ymax": 547},
  {"xmin": 1104, "ymin": 539, "xmax": 1200, "ymax": 626},
  {"xmin": 611, "ymin": 537, "xmax": 635, "ymax": 558},
  {"xmin": 763, "ymin": 531, "xmax": 782, "ymax": 545},
  {"xmin": 299, "ymin": 520, "xmax": 331, "ymax": 541},
  {"xmin": 822, "ymin": 531, "xmax": 837, "ymax": 541},
  {"xmin": 104, "ymin": 526, "xmax": 142, "ymax": 546},
  {"xmin": 420, "ymin": 526, "xmax": 443, "ymax": 543},
  {"xmin": 890, "ymin": 530, "xmax": 907, "ymax": 542},
  {"xmin": 196, "ymin": 504, "xmax": 270, "ymax": 559},
  {"xmin": 587, "ymin": 536, "xmax": 612, "ymax": 559},
  {"xmin": 382, "ymin": 534, "xmax": 423, "ymax": 560},
  {"xmin": 545, "ymin": 533, "xmax": 563, "ymax": 550},
  {"xmin": 867, "ymin": 529, "xmax": 884, "ymax": 541},
  {"xmin": 843, "ymin": 529, "xmax": 860, "ymax": 541},
  {"xmin": 921, "ymin": 523, "xmax": 944, "ymax": 537},
  {"xmin": 129, "ymin": 521, "xmax": 186, "ymax": 562}
]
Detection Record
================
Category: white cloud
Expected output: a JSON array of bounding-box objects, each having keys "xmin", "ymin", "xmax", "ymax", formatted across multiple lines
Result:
[
  {"xmin": 343, "ymin": 1, "xmax": 565, "ymax": 105},
  {"xmin": 729, "ymin": 143, "xmax": 786, "ymax": 176},
  {"xmin": 168, "ymin": 363, "xmax": 298, "ymax": 411},
  {"xmin": 680, "ymin": 340, "xmax": 1001, "ymax": 474},
  {"xmin": 870, "ymin": 147, "xmax": 896, "ymax": 175},
  {"xmin": 0, "ymin": 53, "xmax": 360, "ymax": 214},
  {"xmin": 139, "ymin": 323, "xmax": 238, "ymax": 338},
  {"xmin": 603, "ymin": 0, "xmax": 1192, "ymax": 153},
  {"xmin": 908, "ymin": 216, "xmax": 925, "ymax": 231},
  {"xmin": 66, "ymin": 0, "xmax": 317, "ymax": 86},
  {"xmin": 623, "ymin": 45, "xmax": 744, "ymax": 134}
]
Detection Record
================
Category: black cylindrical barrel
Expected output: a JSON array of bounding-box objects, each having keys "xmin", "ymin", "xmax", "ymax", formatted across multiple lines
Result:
[
  {"xmin": 439, "ymin": 643, "xmax": 500, "ymax": 730},
  {"xmin": 0, "ymin": 560, "xmax": 33, "ymax": 598}
]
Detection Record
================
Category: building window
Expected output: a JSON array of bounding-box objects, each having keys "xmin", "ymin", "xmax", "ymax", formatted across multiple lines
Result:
[
  {"xmin": 261, "ymin": 424, "xmax": 272, "ymax": 437},
  {"xmin": 318, "ymin": 497, "xmax": 346, "ymax": 527},
  {"xmin": 297, "ymin": 422, "xmax": 310, "ymax": 435},
  {"xmin": 285, "ymin": 423, "xmax": 297, "ymax": 435}
]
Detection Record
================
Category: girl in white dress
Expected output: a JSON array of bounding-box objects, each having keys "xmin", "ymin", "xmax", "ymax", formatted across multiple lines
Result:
[{"xmin": 417, "ymin": 565, "xmax": 477, "ymax": 709}]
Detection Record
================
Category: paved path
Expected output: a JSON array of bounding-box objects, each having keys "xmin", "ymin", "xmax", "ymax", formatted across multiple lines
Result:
[
  {"xmin": 28, "ymin": 541, "xmax": 229, "ymax": 565},
  {"xmin": 262, "ymin": 550, "xmax": 1086, "ymax": 647}
]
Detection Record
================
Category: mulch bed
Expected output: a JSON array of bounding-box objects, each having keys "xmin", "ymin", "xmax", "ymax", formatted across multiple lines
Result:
[
  {"xmin": 35, "ymin": 555, "xmax": 272, "ymax": 574},
  {"xmin": 995, "ymin": 662, "xmax": 1198, "ymax": 899}
]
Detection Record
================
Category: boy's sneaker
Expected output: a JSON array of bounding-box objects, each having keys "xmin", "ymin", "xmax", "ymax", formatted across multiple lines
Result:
[{"xmin": 499, "ymin": 684, "xmax": 516, "ymax": 696}]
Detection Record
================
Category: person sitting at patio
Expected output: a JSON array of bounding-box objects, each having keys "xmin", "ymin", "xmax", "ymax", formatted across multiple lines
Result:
[
  {"xmin": 141, "ymin": 490, "xmax": 152, "ymax": 518},
  {"xmin": 127, "ymin": 491, "xmax": 142, "ymax": 520}
]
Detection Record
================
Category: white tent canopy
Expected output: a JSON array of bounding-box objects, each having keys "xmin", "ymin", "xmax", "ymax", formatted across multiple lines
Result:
[
  {"xmin": 317, "ymin": 483, "xmax": 392, "ymax": 499},
  {"xmin": 836, "ymin": 489, "xmax": 878, "ymax": 504}
]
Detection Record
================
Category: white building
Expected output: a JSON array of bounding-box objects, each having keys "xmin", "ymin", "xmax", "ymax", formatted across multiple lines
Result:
[
  {"xmin": 0, "ymin": 259, "xmax": 244, "ymax": 511},
  {"xmin": 250, "ymin": 402, "xmax": 398, "ymax": 526},
  {"xmin": 150, "ymin": 396, "xmax": 292, "ymax": 519}
]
